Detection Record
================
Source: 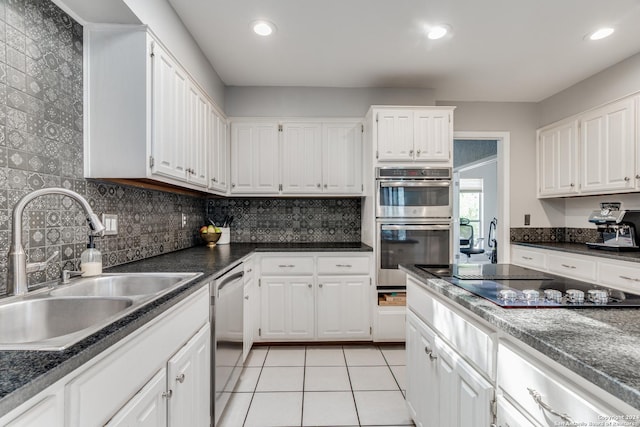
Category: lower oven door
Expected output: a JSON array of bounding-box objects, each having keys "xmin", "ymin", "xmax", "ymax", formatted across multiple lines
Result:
[{"xmin": 377, "ymin": 221, "xmax": 452, "ymax": 287}]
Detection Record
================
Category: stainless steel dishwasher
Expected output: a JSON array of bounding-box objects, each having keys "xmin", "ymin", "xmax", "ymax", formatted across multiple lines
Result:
[{"xmin": 211, "ymin": 263, "xmax": 244, "ymax": 426}]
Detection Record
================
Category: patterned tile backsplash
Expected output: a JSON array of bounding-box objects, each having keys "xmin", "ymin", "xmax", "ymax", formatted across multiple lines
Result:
[
  {"xmin": 510, "ymin": 227, "xmax": 599, "ymax": 244},
  {"xmin": 207, "ymin": 198, "xmax": 362, "ymax": 243}
]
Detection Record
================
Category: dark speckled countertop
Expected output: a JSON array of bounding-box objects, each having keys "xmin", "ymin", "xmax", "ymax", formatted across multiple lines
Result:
[
  {"xmin": 401, "ymin": 264, "xmax": 640, "ymax": 411},
  {"xmin": 0, "ymin": 242, "xmax": 371, "ymax": 418},
  {"xmin": 513, "ymin": 241, "xmax": 640, "ymax": 263}
]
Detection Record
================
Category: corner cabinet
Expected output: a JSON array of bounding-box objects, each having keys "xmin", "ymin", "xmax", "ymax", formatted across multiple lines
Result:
[
  {"xmin": 370, "ymin": 107, "xmax": 454, "ymax": 163},
  {"xmin": 537, "ymin": 94, "xmax": 637, "ymax": 198},
  {"xmin": 229, "ymin": 120, "xmax": 363, "ymax": 196},
  {"xmin": 85, "ymin": 26, "xmax": 229, "ymax": 195}
]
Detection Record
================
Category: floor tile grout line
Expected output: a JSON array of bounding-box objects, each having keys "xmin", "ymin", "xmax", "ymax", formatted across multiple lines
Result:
[
  {"xmin": 242, "ymin": 345, "xmax": 269, "ymax": 427},
  {"xmin": 342, "ymin": 345, "xmax": 363, "ymax": 427},
  {"xmin": 301, "ymin": 346, "xmax": 307, "ymax": 427}
]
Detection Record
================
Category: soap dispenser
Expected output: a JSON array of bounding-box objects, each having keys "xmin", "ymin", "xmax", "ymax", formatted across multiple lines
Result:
[{"xmin": 80, "ymin": 235, "xmax": 102, "ymax": 276}]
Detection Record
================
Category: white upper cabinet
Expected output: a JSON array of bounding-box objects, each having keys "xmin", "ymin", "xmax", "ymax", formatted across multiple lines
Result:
[
  {"xmin": 323, "ymin": 122, "xmax": 363, "ymax": 194},
  {"xmin": 207, "ymin": 108, "xmax": 229, "ymax": 193},
  {"xmin": 580, "ymin": 97, "xmax": 635, "ymax": 194},
  {"xmin": 86, "ymin": 26, "xmax": 225, "ymax": 193},
  {"xmin": 230, "ymin": 119, "xmax": 363, "ymax": 196},
  {"xmin": 537, "ymin": 119, "xmax": 579, "ymax": 197},
  {"xmin": 537, "ymin": 95, "xmax": 638, "ymax": 198},
  {"xmin": 373, "ymin": 107, "xmax": 454, "ymax": 163},
  {"xmin": 281, "ymin": 123, "xmax": 324, "ymax": 193},
  {"xmin": 230, "ymin": 122, "xmax": 280, "ymax": 194}
]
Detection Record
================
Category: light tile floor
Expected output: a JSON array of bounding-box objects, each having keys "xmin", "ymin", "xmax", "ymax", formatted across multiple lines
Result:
[{"xmin": 217, "ymin": 344, "xmax": 414, "ymax": 427}]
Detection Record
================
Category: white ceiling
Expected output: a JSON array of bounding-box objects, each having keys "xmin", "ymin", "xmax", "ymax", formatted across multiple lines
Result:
[{"xmin": 167, "ymin": 0, "xmax": 640, "ymax": 102}]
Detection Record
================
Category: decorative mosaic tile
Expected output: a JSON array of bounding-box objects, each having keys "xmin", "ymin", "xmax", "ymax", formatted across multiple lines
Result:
[{"xmin": 510, "ymin": 227, "xmax": 599, "ymax": 244}]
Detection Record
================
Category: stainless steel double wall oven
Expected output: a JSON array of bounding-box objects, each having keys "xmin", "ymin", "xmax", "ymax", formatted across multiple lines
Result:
[{"xmin": 376, "ymin": 167, "xmax": 453, "ymax": 288}]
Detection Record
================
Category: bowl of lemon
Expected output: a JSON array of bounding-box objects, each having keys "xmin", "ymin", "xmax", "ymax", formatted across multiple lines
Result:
[{"xmin": 199, "ymin": 224, "xmax": 222, "ymax": 247}]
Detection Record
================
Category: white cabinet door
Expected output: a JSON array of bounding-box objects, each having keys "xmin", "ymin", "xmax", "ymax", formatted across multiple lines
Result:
[
  {"xmin": 414, "ymin": 110, "xmax": 451, "ymax": 162},
  {"xmin": 105, "ymin": 369, "xmax": 167, "ymax": 427},
  {"xmin": 260, "ymin": 277, "xmax": 315, "ymax": 340},
  {"xmin": 231, "ymin": 122, "xmax": 280, "ymax": 193},
  {"xmin": 4, "ymin": 392, "xmax": 64, "ymax": 427},
  {"xmin": 580, "ymin": 98, "xmax": 635, "ymax": 194},
  {"xmin": 376, "ymin": 109, "xmax": 414, "ymax": 161},
  {"xmin": 316, "ymin": 276, "xmax": 371, "ymax": 339},
  {"xmin": 186, "ymin": 84, "xmax": 208, "ymax": 187},
  {"xmin": 436, "ymin": 335, "xmax": 493, "ymax": 427},
  {"xmin": 281, "ymin": 123, "xmax": 323, "ymax": 193},
  {"xmin": 207, "ymin": 109, "xmax": 229, "ymax": 193},
  {"xmin": 537, "ymin": 120, "xmax": 579, "ymax": 197},
  {"xmin": 406, "ymin": 311, "xmax": 439, "ymax": 427},
  {"xmin": 151, "ymin": 43, "xmax": 188, "ymax": 181},
  {"xmin": 167, "ymin": 323, "xmax": 211, "ymax": 427},
  {"xmin": 323, "ymin": 122, "xmax": 363, "ymax": 194},
  {"xmin": 243, "ymin": 262, "xmax": 256, "ymax": 362}
]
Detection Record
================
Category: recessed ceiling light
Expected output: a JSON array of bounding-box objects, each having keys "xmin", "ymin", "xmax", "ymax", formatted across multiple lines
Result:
[
  {"xmin": 427, "ymin": 25, "xmax": 450, "ymax": 40},
  {"xmin": 252, "ymin": 20, "xmax": 276, "ymax": 37},
  {"xmin": 588, "ymin": 27, "xmax": 614, "ymax": 41}
]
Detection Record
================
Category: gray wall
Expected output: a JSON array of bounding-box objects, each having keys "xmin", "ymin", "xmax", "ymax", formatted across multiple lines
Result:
[
  {"xmin": 459, "ymin": 160, "xmax": 498, "ymax": 246},
  {"xmin": 453, "ymin": 139, "xmax": 497, "ymax": 169},
  {"xmin": 224, "ymin": 86, "xmax": 435, "ymax": 117},
  {"xmin": 538, "ymin": 52, "xmax": 640, "ymax": 127}
]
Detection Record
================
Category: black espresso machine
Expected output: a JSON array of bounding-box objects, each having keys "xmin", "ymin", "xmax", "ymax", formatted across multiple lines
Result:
[{"xmin": 586, "ymin": 202, "xmax": 640, "ymax": 251}]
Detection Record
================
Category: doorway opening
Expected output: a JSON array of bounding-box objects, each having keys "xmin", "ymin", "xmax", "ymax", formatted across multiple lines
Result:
[{"xmin": 453, "ymin": 132, "xmax": 510, "ymax": 265}]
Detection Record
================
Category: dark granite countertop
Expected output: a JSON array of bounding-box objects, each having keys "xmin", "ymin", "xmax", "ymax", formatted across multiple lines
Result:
[
  {"xmin": 513, "ymin": 241, "xmax": 640, "ymax": 264},
  {"xmin": 0, "ymin": 242, "xmax": 371, "ymax": 418},
  {"xmin": 401, "ymin": 264, "xmax": 640, "ymax": 411}
]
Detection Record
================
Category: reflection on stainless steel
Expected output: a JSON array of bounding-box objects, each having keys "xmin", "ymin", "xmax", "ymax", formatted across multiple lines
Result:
[{"xmin": 212, "ymin": 263, "xmax": 244, "ymax": 426}]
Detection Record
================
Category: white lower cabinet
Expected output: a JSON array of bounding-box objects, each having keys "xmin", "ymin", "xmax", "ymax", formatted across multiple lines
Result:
[
  {"xmin": 497, "ymin": 341, "xmax": 634, "ymax": 426},
  {"xmin": 406, "ymin": 309, "xmax": 492, "ymax": 427},
  {"xmin": 316, "ymin": 276, "xmax": 371, "ymax": 339},
  {"xmin": 258, "ymin": 253, "xmax": 373, "ymax": 342},
  {"xmin": 0, "ymin": 285, "xmax": 211, "ymax": 427},
  {"xmin": 105, "ymin": 369, "xmax": 168, "ymax": 427},
  {"xmin": 260, "ymin": 276, "xmax": 315, "ymax": 340},
  {"xmin": 3, "ymin": 390, "xmax": 64, "ymax": 427}
]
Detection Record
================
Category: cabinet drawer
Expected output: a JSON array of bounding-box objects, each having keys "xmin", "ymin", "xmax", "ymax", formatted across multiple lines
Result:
[
  {"xmin": 407, "ymin": 278, "xmax": 494, "ymax": 379},
  {"xmin": 317, "ymin": 256, "xmax": 370, "ymax": 275},
  {"xmin": 498, "ymin": 343, "xmax": 618, "ymax": 425},
  {"xmin": 511, "ymin": 247, "xmax": 546, "ymax": 269},
  {"xmin": 548, "ymin": 253, "xmax": 596, "ymax": 281},
  {"xmin": 260, "ymin": 256, "xmax": 314, "ymax": 275},
  {"xmin": 598, "ymin": 260, "xmax": 640, "ymax": 294}
]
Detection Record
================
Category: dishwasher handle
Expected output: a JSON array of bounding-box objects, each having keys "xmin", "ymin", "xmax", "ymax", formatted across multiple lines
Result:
[{"xmin": 217, "ymin": 271, "xmax": 244, "ymax": 291}]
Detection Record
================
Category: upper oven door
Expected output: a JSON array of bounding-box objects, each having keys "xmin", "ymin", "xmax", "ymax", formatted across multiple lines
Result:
[{"xmin": 376, "ymin": 180, "xmax": 452, "ymax": 218}]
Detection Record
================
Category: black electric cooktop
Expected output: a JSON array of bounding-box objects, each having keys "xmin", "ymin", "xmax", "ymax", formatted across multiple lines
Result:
[{"xmin": 416, "ymin": 264, "xmax": 640, "ymax": 308}]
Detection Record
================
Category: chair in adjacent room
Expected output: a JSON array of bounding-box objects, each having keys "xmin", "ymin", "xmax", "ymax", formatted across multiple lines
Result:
[{"xmin": 460, "ymin": 218, "xmax": 485, "ymax": 261}]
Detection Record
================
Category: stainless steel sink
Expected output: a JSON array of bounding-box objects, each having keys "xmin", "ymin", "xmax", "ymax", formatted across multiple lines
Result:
[
  {"xmin": 0, "ymin": 272, "xmax": 201, "ymax": 351},
  {"xmin": 0, "ymin": 297, "xmax": 133, "ymax": 346},
  {"xmin": 50, "ymin": 273, "xmax": 196, "ymax": 298}
]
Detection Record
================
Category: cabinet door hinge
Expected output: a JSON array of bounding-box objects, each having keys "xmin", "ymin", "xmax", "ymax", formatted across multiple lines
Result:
[
  {"xmin": 258, "ymin": 278, "xmax": 261, "ymax": 287},
  {"xmin": 258, "ymin": 328, "xmax": 262, "ymax": 337},
  {"xmin": 278, "ymin": 124, "xmax": 283, "ymax": 132},
  {"xmin": 150, "ymin": 41, "xmax": 155, "ymax": 58},
  {"xmin": 376, "ymin": 150, "xmax": 379, "ymax": 159},
  {"xmin": 361, "ymin": 124, "xmax": 364, "ymax": 133},
  {"xmin": 490, "ymin": 398, "xmax": 497, "ymax": 419},
  {"xmin": 369, "ymin": 326, "xmax": 372, "ymax": 335},
  {"xmin": 279, "ymin": 183, "xmax": 283, "ymax": 191},
  {"xmin": 375, "ymin": 113, "xmax": 378, "ymax": 122},
  {"xmin": 149, "ymin": 156, "xmax": 154, "ymax": 168},
  {"xmin": 361, "ymin": 184, "xmax": 364, "ymax": 191},
  {"xmin": 369, "ymin": 277, "xmax": 372, "ymax": 286}
]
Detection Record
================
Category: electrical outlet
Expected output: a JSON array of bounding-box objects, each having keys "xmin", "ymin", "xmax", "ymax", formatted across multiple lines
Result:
[
  {"xmin": 101, "ymin": 213, "xmax": 118, "ymax": 235},
  {"xmin": 181, "ymin": 213, "xmax": 187, "ymax": 228},
  {"xmin": 524, "ymin": 214, "xmax": 531, "ymax": 226}
]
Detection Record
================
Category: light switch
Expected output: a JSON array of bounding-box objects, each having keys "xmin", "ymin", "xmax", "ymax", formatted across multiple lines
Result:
[{"xmin": 102, "ymin": 213, "xmax": 118, "ymax": 235}]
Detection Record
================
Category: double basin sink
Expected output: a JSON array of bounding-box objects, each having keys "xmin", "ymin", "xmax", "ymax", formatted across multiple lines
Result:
[{"xmin": 0, "ymin": 273, "xmax": 201, "ymax": 351}]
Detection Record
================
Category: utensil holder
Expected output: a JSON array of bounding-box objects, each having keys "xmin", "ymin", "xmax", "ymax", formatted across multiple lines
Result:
[{"xmin": 218, "ymin": 227, "xmax": 230, "ymax": 245}]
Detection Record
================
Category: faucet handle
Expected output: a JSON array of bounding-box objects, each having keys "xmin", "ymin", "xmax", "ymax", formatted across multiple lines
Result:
[
  {"xmin": 26, "ymin": 251, "xmax": 59, "ymax": 273},
  {"xmin": 61, "ymin": 269, "xmax": 84, "ymax": 284}
]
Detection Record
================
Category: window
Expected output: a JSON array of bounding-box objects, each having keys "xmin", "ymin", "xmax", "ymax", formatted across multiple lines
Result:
[{"xmin": 459, "ymin": 178, "xmax": 484, "ymax": 247}]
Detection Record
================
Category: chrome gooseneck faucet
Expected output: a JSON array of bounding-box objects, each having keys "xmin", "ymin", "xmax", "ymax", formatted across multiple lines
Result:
[{"xmin": 7, "ymin": 188, "xmax": 105, "ymax": 296}]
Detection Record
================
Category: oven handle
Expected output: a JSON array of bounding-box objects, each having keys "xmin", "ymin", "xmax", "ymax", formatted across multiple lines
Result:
[
  {"xmin": 381, "ymin": 224, "xmax": 451, "ymax": 231},
  {"xmin": 379, "ymin": 181, "xmax": 450, "ymax": 188}
]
